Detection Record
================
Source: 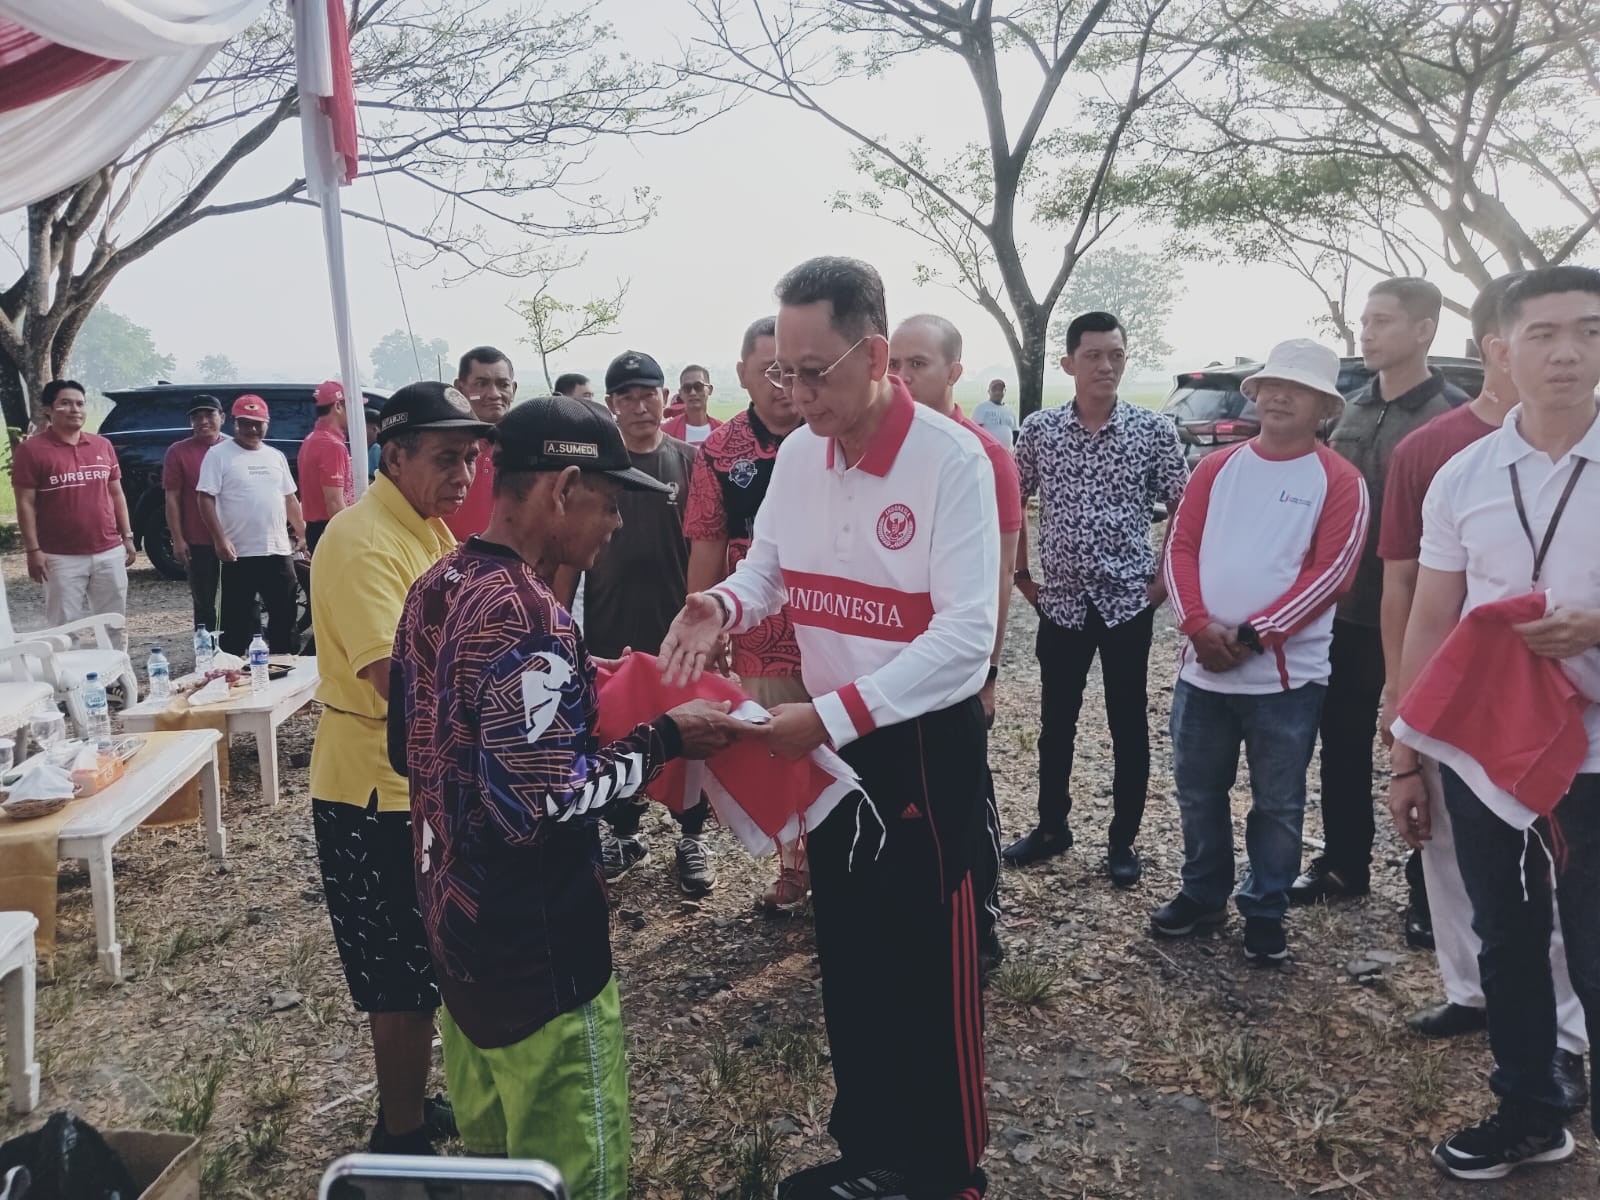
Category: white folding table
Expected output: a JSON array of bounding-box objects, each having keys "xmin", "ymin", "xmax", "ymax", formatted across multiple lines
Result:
[
  {"xmin": 119, "ymin": 658, "xmax": 319, "ymax": 808},
  {"xmin": 55, "ymin": 729, "xmax": 225, "ymax": 980}
]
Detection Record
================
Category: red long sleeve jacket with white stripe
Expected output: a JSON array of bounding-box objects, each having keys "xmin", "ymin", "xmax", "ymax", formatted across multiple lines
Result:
[{"xmin": 1163, "ymin": 440, "xmax": 1369, "ymax": 693}]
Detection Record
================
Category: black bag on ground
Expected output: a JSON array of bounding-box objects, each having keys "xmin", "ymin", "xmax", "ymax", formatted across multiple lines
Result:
[{"xmin": 0, "ymin": 1111, "xmax": 139, "ymax": 1200}]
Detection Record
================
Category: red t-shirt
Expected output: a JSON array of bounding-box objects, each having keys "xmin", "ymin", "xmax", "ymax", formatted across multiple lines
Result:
[
  {"xmin": 954, "ymin": 405, "xmax": 1024, "ymax": 534},
  {"xmin": 162, "ymin": 434, "xmax": 227, "ymax": 546},
  {"xmin": 297, "ymin": 418, "xmax": 355, "ymax": 522},
  {"xmin": 1378, "ymin": 403, "xmax": 1496, "ymax": 562},
  {"xmin": 683, "ymin": 408, "xmax": 802, "ymax": 679},
  {"xmin": 442, "ymin": 439, "xmax": 495, "ymax": 540},
  {"xmin": 12, "ymin": 428, "xmax": 122, "ymax": 555}
]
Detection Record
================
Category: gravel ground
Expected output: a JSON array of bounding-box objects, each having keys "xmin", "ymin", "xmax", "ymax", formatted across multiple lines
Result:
[{"xmin": 0, "ymin": 548, "xmax": 1592, "ymax": 1199}]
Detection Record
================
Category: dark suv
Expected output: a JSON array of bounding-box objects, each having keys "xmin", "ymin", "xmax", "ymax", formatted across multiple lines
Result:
[
  {"xmin": 100, "ymin": 381, "xmax": 386, "ymax": 579},
  {"xmin": 1161, "ymin": 355, "xmax": 1484, "ymax": 471}
]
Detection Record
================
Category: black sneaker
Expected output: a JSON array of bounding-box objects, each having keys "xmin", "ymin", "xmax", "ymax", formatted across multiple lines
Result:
[
  {"xmin": 674, "ymin": 835, "xmax": 717, "ymax": 897},
  {"xmin": 777, "ymin": 1159, "xmax": 910, "ymax": 1199},
  {"xmin": 1107, "ymin": 845, "xmax": 1142, "ymax": 887},
  {"xmin": 1432, "ymin": 1111, "xmax": 1574, "ymax": 1180},
  {"xmin": 1287, "ymin": 857, "xmax": 1369, "ymax": 905},
  {"xmin": 600, "ymin": 829, "xmax": 649, "ymax": 881},
  {"xmin": 1150, "ymin": 892, "xmax": 1227, "ymax": 938},
  {"xmin": 373, "ymin": 1094, "xmax": 456, "ymax": 1145},
  {"xmin": 1243, "ymin": 916, "xmax": 1288, "ymax": 966},
  {"xmin": 1554, "ymin": 1049, "xmax": 1588, "ymax": 1116},
  {"xmin": 1002, "ymin": 825, "xmax": 1072, "ymax": 868}
]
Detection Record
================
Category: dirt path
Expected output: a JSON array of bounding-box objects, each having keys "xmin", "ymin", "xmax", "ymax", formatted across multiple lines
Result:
[{"xmin": 0, "ymin": 555, "xmax": 1593, "ymax": 1198}]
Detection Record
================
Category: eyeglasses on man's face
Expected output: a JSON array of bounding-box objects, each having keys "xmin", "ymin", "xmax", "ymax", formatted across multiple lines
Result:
[
  {"xmin": 764, "ymin": 337, "xmax": 869, "ymax": 393},
  {"xmin": 680, "ymin": 381, "xmax": 710, "ymax": 395}
]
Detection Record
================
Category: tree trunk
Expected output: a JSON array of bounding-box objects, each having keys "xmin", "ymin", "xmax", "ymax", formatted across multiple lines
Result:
[
  {"xmin": 0, "ymin": 347, "xmax": 27, "ymax": 432},
  {"xmin": 1015, "ymin": 320, "xmax": 1051, "ymax": 419}
]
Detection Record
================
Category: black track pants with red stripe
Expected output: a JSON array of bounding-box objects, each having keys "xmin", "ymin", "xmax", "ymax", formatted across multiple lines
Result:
[{"xmin": 812, "ymin": 696, "xmax": 990, "ymax": 1199}]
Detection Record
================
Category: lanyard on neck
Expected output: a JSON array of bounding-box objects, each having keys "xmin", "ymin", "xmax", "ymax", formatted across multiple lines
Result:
[{"xmin": 1509, "ymin": 457, "xmax": 1587, "ymax": 586}]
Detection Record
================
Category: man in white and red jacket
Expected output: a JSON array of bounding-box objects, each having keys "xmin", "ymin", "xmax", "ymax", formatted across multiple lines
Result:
[{"xmin": 1156, "ymin": 339, "xmax": 1368, "ymax": 966}]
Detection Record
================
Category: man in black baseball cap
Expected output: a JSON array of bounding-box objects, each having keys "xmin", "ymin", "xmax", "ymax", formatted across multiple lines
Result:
[
  {"xmin": 308, "ymin": 378, "xmax": 490, "ymax": 1157},
  {"xmin": 591, "ymin": 354, "xmax": 713, "ymax": 894},
  {"xmin": 389, "ymin": 392, "xmax": 741, "ymax": 1193}
]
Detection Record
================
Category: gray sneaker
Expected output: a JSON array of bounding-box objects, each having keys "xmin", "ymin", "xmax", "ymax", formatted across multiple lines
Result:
[
  {"xmin": 601, "ymin": 828, "xmax": 649, "ymax": 881},
  {"xmin": 675, "ymin": 836, "xmax": 717, "ymax": 897}
]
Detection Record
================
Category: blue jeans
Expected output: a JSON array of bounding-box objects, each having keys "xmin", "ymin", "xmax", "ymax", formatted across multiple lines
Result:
[
  {"xmin": 1444, "ymin": 768, "xmax": 1600, "ymax": 1132},
  {"xmin": 1170, "ymin": 679, "xmax": 1326, "ymax": 919}
]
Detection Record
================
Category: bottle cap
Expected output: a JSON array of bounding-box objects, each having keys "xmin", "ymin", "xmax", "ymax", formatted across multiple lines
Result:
[{"xmin": 86, "ymin": 672, "xmax": 99, "ymax": 681}]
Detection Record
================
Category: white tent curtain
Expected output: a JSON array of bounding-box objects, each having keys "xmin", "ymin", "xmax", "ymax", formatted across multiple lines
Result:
[{"xmin": 0, "ymin": 0, "xmax": 270, "ymax": 211}]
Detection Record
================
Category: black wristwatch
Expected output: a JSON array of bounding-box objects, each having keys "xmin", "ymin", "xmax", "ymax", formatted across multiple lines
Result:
[
  {"xmin": 985, "ymin": 664, "xmax": 999, "ymax": 686},
  {"xmin": 1236, "ymin": 622, "xmax": 1263, "ymax": 654},
  {"xmin": 1012, "ymin": 568, "xmax": 1031, "ymax": 584}
]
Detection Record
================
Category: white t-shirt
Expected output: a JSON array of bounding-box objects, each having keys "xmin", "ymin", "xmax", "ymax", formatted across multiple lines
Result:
[
  {"xmin": 971, "ymin": 400, "xmax": 1018, "ymax": 443},
  {"xmin": 197, "ymin": 440, "xmax": 296, "ymax": 557},
  {"xmin": 683, "ymin": 422, "xmax": 713, "ymax": 445}
]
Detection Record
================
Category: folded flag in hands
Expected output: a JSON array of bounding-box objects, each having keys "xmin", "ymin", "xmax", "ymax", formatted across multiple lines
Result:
[{"xmin": 594, "ymin": 654, "xmax": 858, "ymax": 852}]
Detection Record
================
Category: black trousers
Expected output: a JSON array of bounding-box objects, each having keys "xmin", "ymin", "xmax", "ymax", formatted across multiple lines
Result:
[
  {"xmin": 812, "ymin": 697, "xmax": 989, "ymax": 1196},
  {"xmin": 185, "ymin": 543, "xmax": 220, "ymax": 632},
  {"xmin": 1316, "ymin": 619, "xmax": 1386, "ymax": 880},
  {"xmin": 219, "ymin": 554, "xmax": 298, "ymax": 655},
  {"xmin": 606, "ymin": 796, "xmax": 707, "ymax": 839},
  {"xmin": 1035, "ymin": 604, "xmax": 1155, "ymax": 848}
]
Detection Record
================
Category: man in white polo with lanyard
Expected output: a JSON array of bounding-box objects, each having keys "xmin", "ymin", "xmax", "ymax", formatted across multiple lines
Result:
[{"xmin": 662, "ymin": 256, "xmax": 998, "ymax": 1200}]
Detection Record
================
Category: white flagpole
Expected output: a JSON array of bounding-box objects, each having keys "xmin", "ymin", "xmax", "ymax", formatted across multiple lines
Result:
[
  {"xmin": 320, "ymin": 186, "xmax": 368, "ymax": 498},
  {"xmin": 293, "ymin": 0, "xmax": 367, "ymax": 497}
]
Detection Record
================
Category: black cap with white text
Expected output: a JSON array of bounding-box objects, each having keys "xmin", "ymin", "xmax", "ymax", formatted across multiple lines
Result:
[{"xmin": 494, "ymin": 395, "xmax": 671, "ymax": 493}]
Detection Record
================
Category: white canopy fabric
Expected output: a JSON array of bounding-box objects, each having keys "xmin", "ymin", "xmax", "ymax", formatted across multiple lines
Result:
[
  {"xmin": 0, "ymin": 0, "xmax": 270, "ymax": 211},
  {"xmin": 0, "ymin": 0, "xmax": 263, "ymax": 57}
]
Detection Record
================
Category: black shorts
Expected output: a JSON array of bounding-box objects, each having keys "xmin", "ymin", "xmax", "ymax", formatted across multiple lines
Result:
[{"xmin": 313, "ymin": 794, "xmax": 440, "ymax": 1013}]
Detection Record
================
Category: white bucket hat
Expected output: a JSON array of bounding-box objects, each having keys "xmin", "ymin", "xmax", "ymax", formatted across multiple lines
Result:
[{"xmin": 1240, "ymin": 338, "xmax": 1343, "ymax": 404}]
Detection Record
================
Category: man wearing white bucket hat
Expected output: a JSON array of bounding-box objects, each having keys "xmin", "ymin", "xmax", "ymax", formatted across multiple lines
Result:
[{"xmin": 1156, "ymin": 339, "xmax": 1369, "ymax": 966}]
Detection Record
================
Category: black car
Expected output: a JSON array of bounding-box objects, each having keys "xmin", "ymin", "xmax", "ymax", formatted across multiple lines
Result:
[
  {"xmin": 101, "ymin": 381, "xmax": 386, "ymax": 580},
  {"xmin": 1161, "ymin": 355, "xmax": 1484, "ymax": 471}
]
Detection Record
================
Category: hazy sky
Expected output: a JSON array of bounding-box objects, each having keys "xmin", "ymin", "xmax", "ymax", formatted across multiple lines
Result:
[{"xmin": 78, "ymin": 0, "xmax": 1485, "ymax": 390}]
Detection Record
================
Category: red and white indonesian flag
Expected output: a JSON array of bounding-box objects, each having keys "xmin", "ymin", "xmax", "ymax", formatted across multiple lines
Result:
[
  {"xmin": 0, "ymin": 0, "xmax": 269, "ymax": 212},
  {"xmin": 596, "ymin": 654, "xmax": 860, "ymax": 853},
  {"xmin": 291, "ymin": 0, "xmax": 356, "ymax": 200}
]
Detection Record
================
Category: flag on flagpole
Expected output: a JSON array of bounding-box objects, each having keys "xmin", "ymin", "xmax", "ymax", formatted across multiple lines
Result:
[{"xmin": 293, "ymin": 0, "xmax": 357, "ymax": 199}]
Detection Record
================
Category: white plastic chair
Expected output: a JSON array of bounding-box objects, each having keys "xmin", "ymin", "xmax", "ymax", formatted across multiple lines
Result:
[
  {"xmin": 0, "ymin": 567, "xmax": 138, "ymax": 726},
  {"xmin": 0, "ymin": 910, "xmax": 40, "ymax": 1114}
]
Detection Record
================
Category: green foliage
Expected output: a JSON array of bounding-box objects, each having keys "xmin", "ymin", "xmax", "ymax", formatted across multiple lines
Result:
[
  {"xmin": 511, "ymin": 262, "xmax": 627, "ymax": 392},
  {"xmin": 1054, "ymin": 247, "xmax": 1177, "ymax": 368},
  {"xmin": 196, "ymin": 354, "xmax": 239, "ymax": 383},
  {"xmin": 370, "ymin": 330, "xmax": 451, "ymax": 389},
  {"xmin": 67, "ymin": 307, "xmax": 175, "ymax": 392},
  {"xmin": 1163, "ymin": 0, "xmax": 1600, "ymax": 300}
]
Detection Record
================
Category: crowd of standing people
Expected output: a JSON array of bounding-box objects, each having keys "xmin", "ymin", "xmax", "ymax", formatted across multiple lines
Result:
[{"xmin": 12, "ymin": 255, "xmax": 1600, "ymax": 1197}]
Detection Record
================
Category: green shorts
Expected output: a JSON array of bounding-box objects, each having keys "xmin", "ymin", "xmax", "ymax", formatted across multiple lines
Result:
[{"xmin": 439, "ymin": 976, "xmax": 629, "ymax": 1200}]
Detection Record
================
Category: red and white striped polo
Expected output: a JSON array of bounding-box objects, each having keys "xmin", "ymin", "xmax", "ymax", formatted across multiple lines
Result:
[{"xmin": 712, "ymin": 378, "xmax": 999, "ymax": 747}]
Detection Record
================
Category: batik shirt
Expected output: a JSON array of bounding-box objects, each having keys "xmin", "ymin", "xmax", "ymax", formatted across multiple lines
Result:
[
  {"xmin": 683, "ymin": 405, "xmax": 803, "ymax": 678},
  {"xmin": 1015, "ymin": 399, "xmax": 1188, "ymax": 629},
  {"xmin": 390, "ymin": 538, "xmax": 680, "ymax": 1049}
]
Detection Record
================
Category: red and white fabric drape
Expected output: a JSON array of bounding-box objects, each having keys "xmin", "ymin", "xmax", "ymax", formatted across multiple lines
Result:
[{"xmin": 0, "ymin": 0, "xmax": 268, "ymax": 211}]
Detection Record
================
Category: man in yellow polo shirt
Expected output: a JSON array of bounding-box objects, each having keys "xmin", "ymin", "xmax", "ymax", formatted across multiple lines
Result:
[{"xmin": 309, "ymin": 380, "xmax": 490, "ymax": 1156}]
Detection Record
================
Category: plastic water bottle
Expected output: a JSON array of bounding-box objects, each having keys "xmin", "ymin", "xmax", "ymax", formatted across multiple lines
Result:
[
  {"xmin": 83, "ymin": 671, "xmax": 112, "ymax": 747},
  {"xmin": 249, "ymin": 631, "xmax": 270, "ymax": 694},
  {"xmin": 146, "ymin": 647, "xmax": 172, "ymax": 704},
  {"xmin": 194, "ymin": 624, "xmax": 215, "ymax": 677}
]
